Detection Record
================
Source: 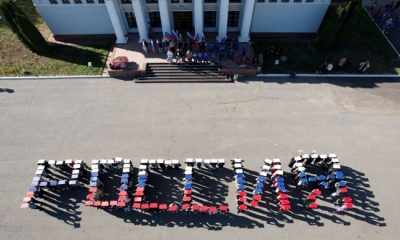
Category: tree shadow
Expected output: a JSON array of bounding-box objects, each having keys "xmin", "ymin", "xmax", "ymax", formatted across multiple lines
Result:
[
  {"xmin": 0, "ymin": 88, "xmax": 14, "ymax": 93},
  {"xmin": 40, "ymin": 42, "xmax": 112, "ymax": 68}
]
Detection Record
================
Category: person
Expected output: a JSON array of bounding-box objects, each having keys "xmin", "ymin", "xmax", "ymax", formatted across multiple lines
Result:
[
  {"xmin": 168, "ymin": 40, "xmax": 175, "ymax": 53},
  {"xmin": 166, "ymin": 49, "xmax": 173, "ymax": 64},
  {"xmin": 358, "ymin": 61, "xmax": 371, "ymax": 73},
  {"xmin": 157, "ymin": 39, "xmax": 163, "ymax": 53},
  {"xmin": 326, "ymin": 63, "xmax": 334, "ymax": 72},
  {"xmin": 290, "ymin": 71, "xmax": 296, "ymax": 78},
  {"xmin": 338, "ymin": 57, "xmax": 347, "ymax": 70},
  {"xmin": 142, "ymin": 39, "xmax": 149, "ymax": 54},
  {"xmin": 186, "ymin": 49, "xmax": 193, "ymax": 63}
]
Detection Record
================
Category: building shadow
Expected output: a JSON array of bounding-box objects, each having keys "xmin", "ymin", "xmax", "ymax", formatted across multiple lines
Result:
[{"xmin": 241, "ymin": 76, "xmax": 400, "ymax": 89}]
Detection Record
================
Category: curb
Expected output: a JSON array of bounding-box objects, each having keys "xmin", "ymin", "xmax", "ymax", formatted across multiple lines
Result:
[
  {"xmin": 256, "ymin": 74, "xmax": 400, "ymax": 78},
  {"xmin": 0, "ymin": 75, "xmax": 108, "ymax": 80}
]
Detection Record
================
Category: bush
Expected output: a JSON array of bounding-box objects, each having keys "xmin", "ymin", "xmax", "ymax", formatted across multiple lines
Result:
[{"xmin": 0, "ymin": 0, "xmax": 49, "ymax": 55}]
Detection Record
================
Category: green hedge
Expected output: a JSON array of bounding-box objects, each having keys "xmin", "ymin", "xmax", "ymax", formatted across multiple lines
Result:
[{"xmin": 0, "ymin": 0, "xmax": 49, "ymax": 55}]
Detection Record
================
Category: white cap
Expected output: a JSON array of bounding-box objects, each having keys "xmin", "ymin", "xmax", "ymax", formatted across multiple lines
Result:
[
  {"xmin": 328, "ymin": 153, "xmax": 337, "ymax": 158},
  {"xmin": 140, "ymin": 159, "xmax": 149, "ymax": 164},
  {"xmin": 172, "ymin": 159, "xmax": 179, "ymax": 164},
  {"xmin": 107, "ymin": 159, "xmax": 115, "ymax": 164},
  {"xmin": 37, "ymin": 159, "xmax": 46, "ymax": 165},
  {"xmin": 149, "ymin": 159, "xmax": 156, "ymax": 164},
  {"xmin": 272, "ymin": 158, "xmax": 281, "ymax": 163},
  {"xmin": 301, "ymin": 154, "xmax": 309, "ymax": 159},
  {"xmin": 264, "ymin": 159, "xmax": 272, "ymax": 165}
]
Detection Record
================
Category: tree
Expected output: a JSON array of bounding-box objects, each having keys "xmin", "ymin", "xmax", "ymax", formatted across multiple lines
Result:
[
  {"xmin": 317, "ymin": 0, "xmax": 361, "ymax": 50},
  {"xmin": 0, "ymin": 0, "xmax": 50, "ymax": 55}
]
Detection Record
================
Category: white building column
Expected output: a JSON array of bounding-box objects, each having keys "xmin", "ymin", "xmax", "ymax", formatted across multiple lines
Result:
[
  {"xmin": 105, "ymin": 0, "xmax": 127, "ymax": 44},
  {"xmin": 217, "ymin": 0, "xmax": 229, "ymax": 41},
  {"xmin": 158, "ymin": 0, "xmax": 172, "ymax": 40},
  {"xmin": 132, "ymin": 0, "xmax": 149, "ymax": 43},
  {"xmin": 238, "ymin": 0, "xmax": 256, "ymax": 42},
  {"xmin": 194, "ymin": 0, "xmax": 204, "ymax": 39}
]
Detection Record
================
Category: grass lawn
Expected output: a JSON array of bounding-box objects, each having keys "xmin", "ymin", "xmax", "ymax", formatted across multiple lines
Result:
[
  {"xmin": 253, "ymin": 4, "xmax": 400, "ymax": 74},
  {"xmin": 0, "ymin": 0, "xmax": 111, "ymax": 76}
]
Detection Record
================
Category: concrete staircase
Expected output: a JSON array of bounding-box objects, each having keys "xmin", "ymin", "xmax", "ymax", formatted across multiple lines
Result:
[{"xmin": 135, "ymin": 63, "xmax": 231, "ymax": 83}]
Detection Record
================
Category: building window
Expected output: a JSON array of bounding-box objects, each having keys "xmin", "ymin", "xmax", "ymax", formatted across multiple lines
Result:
[
  {"xmin": 86, "ymin": 0, "xmax": 94, "ymax": 3},
  {"xmin": 306, "ymin": 0, "xmax": 314, "ymax": 2},
  {"xmin": 204, "ymin": 11, "xmax": 216, "ymax": 28},
  {"xmin": 257, "ymin": 0, "xmax": 265, "ymax": 2},
  {"xmin": 98, "ymin": 0, "xmax": 104, "ymax": 3},
  {"xmin": 171, "ymin": 0, "xmax": 179, "ymax": 3},
  {"xmin": 62, "ymin": 0, "xmax": 70, "ymax": 4},
  {"xmin": 281, "ymin": 0, "xmax": 289, "ymax": 2},
  {"xmin": 205, "ymin": 0, "xmax": 217, "ymax": 3},
  {"xmin": 227, "ymin": 11, "xmax": 240, "ymax": 27},
  {"xmin": 293, "ymin": 0, "xmax": 302, "ymax": 2},
  {"xmin": 121, "ymin": 0, "xmax": 132, "ymax": 4},
  {"xmin": 229, "ymin": 0, "xmax": 241, "ymax": 3},
  {"xmin": 269, "ymin": 0, "xmax": 277, "ymax": 2},
  {"xmin": 125, "ymin": 12, "xmax": 137, "ymax": 28},
  {"xmin": 74, "ymin": 0, "xmax": 82, "ymax": 3},
  {"xmin": 149, "ymin": 12, "xmax": 161, "ymax": 28},
  {"xmin": 146, "ymin": 0, "xmax": 158, "ymax": 3},
  {"xmin": 49, "ymin": 0, "xmax": 58, "ymax": 4},
  {"xmin": 183, "ymin": 0, "xmax": 192, "ymax": 3}
]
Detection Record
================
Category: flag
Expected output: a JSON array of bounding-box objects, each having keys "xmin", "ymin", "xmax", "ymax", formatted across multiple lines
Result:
[
  {"xmin": 171, "ymin": 30, "xmax": 178, "ymax": 40},
  {"xmin": 164, "ymin": 32, "xmax": 173, "ymax": 40},
  {"xmin": 186, "ymin": 32, "xmax": 193, "ymax": 40}
]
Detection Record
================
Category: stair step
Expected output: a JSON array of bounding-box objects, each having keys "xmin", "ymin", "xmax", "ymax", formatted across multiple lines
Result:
[
  {"xmin": 145, "ymin": 71, "xmax": 222, "ymax": 75},
  {"xmin": 139, "ymin": 75, "xmax": 226, "ymax": 79},
  {"xmin": 136, "ymin": 78, "xmax": 231, "ymax": 83}
]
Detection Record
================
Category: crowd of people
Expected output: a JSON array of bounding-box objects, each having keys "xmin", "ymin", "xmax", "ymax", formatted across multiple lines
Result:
[
  {"xmin": 370, "ymin": 1, "xmax": 400, "ymax": 34},
  {"xmin": 142, "ymin": 35, "xmax": 256, "ymax": 66},
  {"xmin": 289, "ymin": 153, "xmax": 353, "ymax": 212},
  {"xmin": 314, "ymin": 58, "xmax": 370, "ymax": 74}
]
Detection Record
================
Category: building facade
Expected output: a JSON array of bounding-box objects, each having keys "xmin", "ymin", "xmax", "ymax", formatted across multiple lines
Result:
[{"xmin": 32, "ymin": 0, "xmax": 331, "ymax": 43}]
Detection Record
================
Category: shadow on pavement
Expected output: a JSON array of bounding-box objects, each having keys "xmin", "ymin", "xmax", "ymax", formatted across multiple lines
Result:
[
  {"xmin": 29, "ymin": 164, "xmax": 386, "ymax": 229},
  {"xmin": 240, "ymin": 76, "xmax": 400, "ymax": 89}
]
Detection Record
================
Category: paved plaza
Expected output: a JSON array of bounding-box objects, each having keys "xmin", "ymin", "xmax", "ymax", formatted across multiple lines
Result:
[{"xmin": 0, "ymin": 77, "xmax": 399, "ymax": 240}]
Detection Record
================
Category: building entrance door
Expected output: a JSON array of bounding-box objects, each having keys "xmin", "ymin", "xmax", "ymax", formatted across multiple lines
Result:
[{"xmin": 173, "ymin": 11, "xmax": 193, "ymax": 34}]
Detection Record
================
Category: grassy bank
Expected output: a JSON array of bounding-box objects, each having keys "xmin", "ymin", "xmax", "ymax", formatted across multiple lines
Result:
[{"xmin": 0, "ymin": 0, "xmax": 111, "ymax": 76}]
